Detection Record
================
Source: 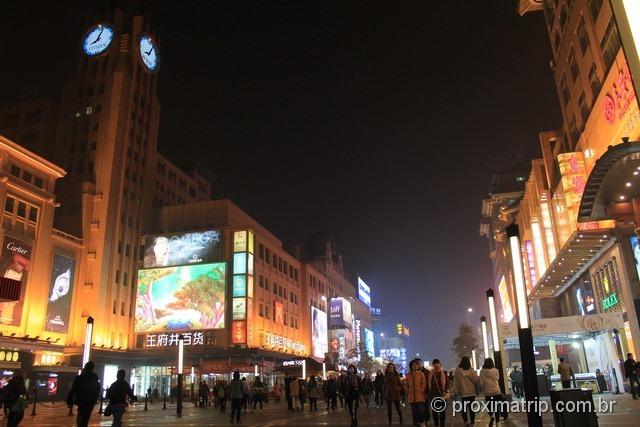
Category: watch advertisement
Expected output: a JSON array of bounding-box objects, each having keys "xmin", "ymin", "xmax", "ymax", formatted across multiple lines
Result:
[
  {"xmin": 44, "ymin": 253, "xmax": 76, "ymax": 333},
  {"xmin": 143, "ymin": 230, "xmax": 221, "ymax": 268},
  {"xmin": 0, "ymin": 236, "xmax": 32, "ymax": 326}
]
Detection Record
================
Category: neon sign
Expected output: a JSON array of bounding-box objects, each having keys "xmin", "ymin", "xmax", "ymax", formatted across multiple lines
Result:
[{"xmin": 604, "ymin": 63, "xmax": 634, "ymax": 125}]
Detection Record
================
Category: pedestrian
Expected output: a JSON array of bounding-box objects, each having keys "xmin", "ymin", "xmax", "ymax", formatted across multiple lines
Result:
[
  {"xmin": 216, "ymin": 380, "xmax": 227, "ymax": 411},
  {"xmin": 384, "ymin": 362, "xmax": 403, "ymax": 425},
  {"xmin": 624, "ymin": 353, "xmax": 638, "ymax": 399},
  {"xmin": 307, "ymin": 375, "xmax": 319, "ymax": 411},
  {"xmin": 509, "ymin": 366, "xmax": 523, "ymax": 398},
  {"xmin": 427, "ymin": 359, "xmax": 449, "ymax": 427},
  {"xmin": 361, "ymin": 373, "xmax": 373, "ymax": 409},
  {"xmin": 273, "ymin": 380, "xmax": 281, "ymax": 404},
  {"xmin": 241, "ymin": 377, "xmax": 250, "ymax": 412},
  {"xmin": 325, "ymin": 373, "xmax": 338, "ymax": 411},
  {"xmin": 252, "ymin": 376, "xmax": 265, "ymax": 412},
  {"xmin": 338, "ymin": 370, "xmax": 347, "ymax": 408},
  {"xmin": 298, "ymin": 377, "xmax": 307, "ymax": 411},
  {"xmin": 66, "ymin": 361, "xmax": 101, "ymax": 427},
  {"xmin": 480, "ymin": 358, "xmax": 505, "ymax": 427},
  {"xmin": 229, "ymin": 371, "xmax": 246, "ymax": 423},
  {"xmin": 198, "ymin": 380, "xmax": 210, "ymax": 407},
  {"xmin": 106, "ymin": 369, "xmax": 135, "ymax": 427},
  {"xmin": 374, "ymin": 369, "xmax": 385, "ymax": 408},
  {"xmin": 416, "ymin": 359, "xmax": 431, "ymax": 424},
  {"xmin": 290, "ymin": 376, "xmax": 300, "ymax": 411},
  {"xmin": 406, "ymin": 359, "xmax": 426, "ymax": 427},
  {"xmin": 558, "ymin": 358, "xmax": 574, "ymax": 389},
  {"xmin": 345, "ymin": 365, "xmax": 361, "ymax": 427},
  {"xmin": 453, "ymin": 356, "xmax": 479, "ymax": 427},
  {"xmin": 284, "ymin": 373, "xmax": 294, "ymax": 411},
  {"xmin": 4, "ymin": 370, "xmax": 27, "ymax": 427}
]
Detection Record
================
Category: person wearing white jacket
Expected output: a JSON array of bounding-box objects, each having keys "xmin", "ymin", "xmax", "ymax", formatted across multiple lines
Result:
[
  {"xmin": 453, "ymin": 356, "xmax": 479, "ymax": 427},
  {"xmin": 479, "ymin": 358, "xmax": 506, "ymax": 427}
]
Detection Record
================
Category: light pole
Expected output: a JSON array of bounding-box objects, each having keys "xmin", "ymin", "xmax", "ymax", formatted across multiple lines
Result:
[
  {"xmin": 177, "ymin": 334, "xmax": 184, "ymax": 417},
  {"xmin": 82, "ymin": 316, "xmax": 94, "ymax": 369},
  {"xmin": 507, "ymin": 223, "xmax": 542, "ymax": 427},
  {"xmin": 466, "ymin": 307, "xmax": 473, "ymax": 325},
  {"xmin": 486, "ymin": 289, "xmax": 506, "ymax": 395},
  {"xmin": 471, "ymin": 349, "xmax": 477, "ymax": 370},
  {"xmin": 480, "ymin": 316, "xmax": 490, "ymax": 360}
]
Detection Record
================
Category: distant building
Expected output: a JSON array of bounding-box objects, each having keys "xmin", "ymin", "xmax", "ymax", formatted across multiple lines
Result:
[{"xmin": 0, "ymin": 98, "xmax": 58, "ymax": 159}]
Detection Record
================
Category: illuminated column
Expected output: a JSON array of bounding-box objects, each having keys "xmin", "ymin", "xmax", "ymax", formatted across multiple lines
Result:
[
  {"xmin": 481, "ymin": 316, "xmax": 490, "ymax": 360},
  {"xmin": 302, "ymin": 360, "xmax": 307, "ymax": 381},
  {"xmin": 471, "ymin": 349, "xmax": 477, "ymax": 370},
  {"xmin": 232, "ymin": 230, "xmax": 254, "ymax": 346},
  {"xmin": 177, "ymin": 334, "xmax": 184, "ymax": 417},
  {"xmin": 486, "ymin": 289, "xmax": 506, "ymax": 394},
  {"xmin": 322, "ymin": 362, "xmax": 326, "ymax": 380},
  {"xmin": 82, "ymin": 316, "xmax": 94, "ymax": 369},
  {"xmin": 254, "ymin": 364, "xmax": 258, "ymax": 377},
  {"xmin": 507, "ymin": 223, "xmax": 542, "ymax": 427}
]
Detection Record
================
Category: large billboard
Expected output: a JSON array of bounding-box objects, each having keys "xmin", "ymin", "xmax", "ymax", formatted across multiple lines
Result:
[
  {"xmin": 311, "ymin": 307, "xmax": 328, "ymax": 359},
  {"xmin": 329, "ymin": 297, "xmax": 352, "ymax": 329},
  {"xmin": 0, "ymin": 237, "xmax": 32, "ymax": 326},
  {"xmin": 44, "ymin": 253, "xmax": 76, "ymax": 333},
  {"xmin": 364, "ymin": 328, "xmax": 374, "ymax": 356},
  {"xmin": 357, "ymin": 277, "xmax": 371, "ymax": 308},
  {"xmin": 143, "ymin": 230, "xmax": 221, "ymax": 268},
  {"xmin": 135, "ymin": 263, "xmax": 226, "ymax": 333}
]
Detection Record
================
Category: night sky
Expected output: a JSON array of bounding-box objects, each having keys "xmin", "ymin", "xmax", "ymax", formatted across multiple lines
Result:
[{"xmin": 1, "ymin": 1, "xmax": 561, "ymax": 368}]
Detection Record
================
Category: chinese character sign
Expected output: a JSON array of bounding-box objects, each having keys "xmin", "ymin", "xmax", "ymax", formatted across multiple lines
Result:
[{"xmin": 145, "ymin": 331, "xmax": 206, "ymax": 348}]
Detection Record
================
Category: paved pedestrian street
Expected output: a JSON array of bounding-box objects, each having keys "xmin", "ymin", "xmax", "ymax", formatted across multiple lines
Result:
[{"xmin": 16, "ymin": 394, "xmax": 640, "ymax": 426}]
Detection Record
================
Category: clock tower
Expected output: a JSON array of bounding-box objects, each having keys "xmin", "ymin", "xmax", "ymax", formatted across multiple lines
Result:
[{"xmin": 53, "ymin": 9, "xmax": 161, "ymax": 350}]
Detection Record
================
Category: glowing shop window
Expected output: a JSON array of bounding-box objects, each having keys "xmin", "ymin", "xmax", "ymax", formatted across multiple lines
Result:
[{"xmin": 531, "ymin": 221, "xmax": 547, "ymax": 276}]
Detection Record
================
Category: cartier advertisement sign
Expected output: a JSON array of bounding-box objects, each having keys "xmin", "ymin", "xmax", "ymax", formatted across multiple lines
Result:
[{"xmin": 0, "ymin": 237, "xmax": 32, "ymax": 326}]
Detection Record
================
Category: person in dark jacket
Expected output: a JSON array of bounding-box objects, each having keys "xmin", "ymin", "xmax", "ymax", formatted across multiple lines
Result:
[
  {"xmin": 67, "ymin": 361, "xmax": 101, "ymax": 427},
  {"xmin": 624, "ymin": 353, "xmax": 639, "ymax": 399},
  {"xmin": 344, "ymin": 365, "xmax": 361, "ymax": 427},
  {"xmin": 5, "ymin": 370, "xmax": 27, "ymax": 427},
  {"xmin": 384, "ymin": 363, "xmax": 403, "ymax": 425},
  {"xmin": 324, "ymin": 374, "xmax": 338, "ymax": 411},
  {"xmin": 229, "ymin": 371, "xmax": 246, "ymax": 423},
  {"xmin": 284, "ymin": 373, "xmax": 293, "ymax": 411},
  {"xmin": 361, "ymin": 373, "xmax": 373, "ymax": 409},
  {"xmin": 107, "ymin": 369, "xmax": 135, "ymax": 427},
  {"xmin": 374, "ymin": 369, "xmax": 385, "ymax": 408}
]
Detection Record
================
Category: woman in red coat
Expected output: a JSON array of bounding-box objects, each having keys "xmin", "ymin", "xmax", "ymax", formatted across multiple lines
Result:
[{"xmin": 383, "ymin": 363, "xmax": 403, "ymax": 425}]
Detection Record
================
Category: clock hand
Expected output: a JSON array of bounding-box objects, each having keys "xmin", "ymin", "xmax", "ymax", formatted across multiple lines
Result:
[
  {"xmin": 91, "ymin": 28, "xmax": 104, "ymax": 45},
  {"xmin": 145, "ymin": 45, "xmax": 155, "ymax": 56}
]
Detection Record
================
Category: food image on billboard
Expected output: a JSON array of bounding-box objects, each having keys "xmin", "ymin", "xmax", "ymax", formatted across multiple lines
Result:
[
  {"xmin": 143, "ymin": 230, "xmax": 221, "ymax": 268},
  {"xmin": 364, "ymin": 328, "xmax": 374, "ymax": 356},
  {"xmin": 135, "ymin": 263, "xmax": 226, "ymax": 333},
  {"xmin": 44, "ymin": 253, "xmax": 76, "ymax": 333},
  {"xmin": 232, "ymin": 298, "xmax": 246, "ymax": 320},
  {"xmin": 311, "ymin": 307, "xmax": 328, "ymax": 359},
  {"xmin": 357, "ymin": 277, "xmax": 371, "ymax": 308},
  {"xmin": 329, "ymin": 297, "xmax": 352, "ymax": 329},
  {"xmin": 0, "ymin": 236, "xmax": 32, "ymax": 326}
]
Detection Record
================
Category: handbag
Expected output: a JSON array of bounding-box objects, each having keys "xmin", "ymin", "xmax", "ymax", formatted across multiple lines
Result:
[{"xmin": 103, "ymin": 402, "xmax": 113, "ymax": 417}]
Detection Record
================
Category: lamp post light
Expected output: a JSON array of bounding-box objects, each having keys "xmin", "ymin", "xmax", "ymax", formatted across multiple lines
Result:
[
  {"xmin": 471, "ymin": 349, "xmax": 477, "ymax": 371},
  {"xmin": 466, "ymin": 307, "xmax": 473, "ymax": 325},
  {"xmin": 82, "ymin": 316, "xmax": 94, "ymax": 369},
  {"xmin": 302, "ymin": 359, "xmax": 307, "ymax": 380},
  {"xmin": 322, "ymin": 362, "xmax": 327, "ymax": 380},
  {"xmin": 177, "ymin": 334, "xmax": 184, "ymax": 417},
  {"xmin": 507, "ymin": 223, "xmax": 542, "ymax": 427},
  {"xmin": 486, "ymin": 289, "xmax": 506, "ymax": 395},
  {"xmin": 481, "ymin": 316, "xmax": 490, "ymax": 360}
]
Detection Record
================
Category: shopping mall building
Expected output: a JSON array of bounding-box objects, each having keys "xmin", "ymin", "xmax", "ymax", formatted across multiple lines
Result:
[
  {"xmin": 0, "ymin": 8, "xmax": 374, "ymax": 398},
  {"xmin": 480, "ymin": 0, "xmax": 640, "ymax": 395}
]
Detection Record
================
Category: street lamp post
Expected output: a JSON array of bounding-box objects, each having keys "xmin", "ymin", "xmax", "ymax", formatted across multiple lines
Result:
[
  {"xmin": 466, "ymin": 307, "xmax": 473, "ymax": 325},
  {"xmin": 481, "ymin": 316, "xmax": 490, "ymax": 360},
  {"xmin": 486, "ymin": 289, "xmax": 506, "ymax": 395},
  {"xmin": 177, "ymin": 334, "xmax": 184, "ymax": 417},
  {"xmin": 471, "ymin": 349, "xmax": 477, "ymax": 370},
  {"xmin": 507, "ymin": 223, "xmax": 542, "ymax": 427},
  {"xmin": 82, "ymin": 316, "xmax": 94, "ymax": 369}
]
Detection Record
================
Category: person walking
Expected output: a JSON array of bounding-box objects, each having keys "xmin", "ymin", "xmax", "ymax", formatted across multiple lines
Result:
[
  {"xmin": 361, "ymin": 373, "xmax": 373, "ymax": 409},
  {"xmin": 558, "ymin": 358, "xmax": 574, "ymax": 389},
  {"xmin": 384, "ymin": 362, "xmax": 403, "ymax": 425},
  {"xmin": 252, "ymin": 376, "xmax": 265, "ymax": 412},
  {"xmin": 198, "ymin": 380, "xmax": 210, "ymax": 407},
  {"xmin": 241, "ymin": 378, "xmax": 250, "ymax": 413},
  {"xmin": 229, "ymin": 371, "xmax": 246, "ymax": 423},
  {"xmin": 4, "ymin": 370, "xmax": 27, "ymax": 427},
  {"xmin": 307, "ymin": 376, "xmax": 319, "ymax": 411},
  {"xmin": 66, "ymin": 361, "xmax": 101, "ymax": 427},
  {"xmin": 298, "ymin": 377, "xmax": 307, "ymax": 411},
  {"xmin": 338, "ymin": 370, "xmax": 347, "ymax": 408},
  {"xmin": 285, "ymin": 373, "xmax": 294, "ymax": 411},
  {"xmin": 406, "ymin": 359, "xmax": 426, "ymax": 427},
  {"xmin": 453, "ymin": 356, "xmax": 479, "ymax": 427},
  {"xmin": 374, "ymin": 370, "xmax": 385, "ymax": 408},
  {"xmin": 106, "ymin": 369, "xmax": 135, "ymax": 427},
  {"xmin": 325, "ymin": 373, "xmax": 338, "ymax": 411},
  {"xmin": 273, "ymin": 380, "xmax": 281, "ymax": 404},
  {"xmin": 290, "ymin": 376, "xmax": 300, "ymax": 411},
  {"xmin": 216, "ymin": 380, "xmax": 227, "ymax": 411},
  {"xmin": 624, "ymin": 353, "xmax": 639, "ymax": 399},
  {"xmin": 427, "ymin": 359, "xmax": 449, "ymax": 427},
  {"xmin": 344, "ymin": 365, "xmax": 362, "ymax": 427},
  {"xmin": 480, "ymin": 358, "xmax": 504, "ymax": 427}
]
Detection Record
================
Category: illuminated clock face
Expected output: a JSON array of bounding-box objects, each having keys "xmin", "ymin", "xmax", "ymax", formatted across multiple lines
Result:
[
  {"xmin": 139, "ymin": 35, "xmax": 160, "ymax": 72},
  {"xmin": 82, "ymin": 24, "xmax": 115, "ymax": 57}
]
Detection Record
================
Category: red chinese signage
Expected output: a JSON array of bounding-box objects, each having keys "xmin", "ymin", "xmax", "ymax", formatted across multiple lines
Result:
[
  {"xmin": 604, "ymin": 63, "xmax": 634, "ymax": 125},
  {"xmin": 231, "ymin": 320, "xmax": 246, "ymax": 344}
]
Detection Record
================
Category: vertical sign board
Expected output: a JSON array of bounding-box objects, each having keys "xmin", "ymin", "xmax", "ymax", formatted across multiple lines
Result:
[
  {"xmin": 0, "ymin": 237, "xmax": 32, "ymax": 326},
  {"xmin": 611, "ymin": 1, "xmax": 640, "ymax": 98},
  {"xmin": 44, "ymin": 253, "xmax": 77, "ymax": 333},
  {"xmin": 232, "ymin": 230, "xmax": 254, "ymax": 345}
]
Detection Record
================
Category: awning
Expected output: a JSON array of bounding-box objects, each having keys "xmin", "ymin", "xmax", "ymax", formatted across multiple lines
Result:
[{"xmin": 529, "ymin": 229, "xmax": 615, "ymax": 300}]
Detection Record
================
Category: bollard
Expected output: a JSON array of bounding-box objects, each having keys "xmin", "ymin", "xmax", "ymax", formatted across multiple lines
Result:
[
  {"xmin": 30, "ymin": 390, "xmax": 37, "ymax": 416},
  {"xmin": 163, "ymin": 393, "xmax": 167, "ymax": 410},
  {"xmin": 98, "ymin": 394, "xmax": 104, "ymax": 414},
  {"xmin": 144, "ymin": 394, "xmax": 148, "ymax": 411}
]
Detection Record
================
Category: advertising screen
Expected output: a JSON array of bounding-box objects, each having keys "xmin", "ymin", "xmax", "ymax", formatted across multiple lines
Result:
[
  {"xmin": 311, "ymin": 307, "xmax": 328, "ymax": 359},
  {"xmin": 232, "ymin": 298, "xmax": 246, "ymax": 320},
  {"xmin": 364, "ymin": 328, "xmax": 374, "ymax": 356},
  {"xmin": 357, "ymin": 277, "xmax": 371, "ymax": 308},
  {"xmin": 135, "ymin": 263, "xmax": 226, "ymax": 333},
  {"xmin": 143, "ymin": 230, "xmax": 221, "ymax": 268},
  {"xmin": 630, "ymin": 236, "xmax": 640, "ymax": 281},
  {"xmin": 44, "ymin": 253, "xmax": 76, "ymax": 333},
  {"xmin": 0, "ymin": 236, "xmax": 32, "ymax": 326},
  {"xmin": 232, "ymin": 276, "xmax": 246, "ymax": 297},
  {"xmin": 329, "ymin": 297, "xmax": 352, "ymax": 329}
]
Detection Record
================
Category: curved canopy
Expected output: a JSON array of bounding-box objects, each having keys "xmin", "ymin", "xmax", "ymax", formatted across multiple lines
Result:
[{"xmin": 578, "ymin": 140, "xmax": 640, "ymax": 222}]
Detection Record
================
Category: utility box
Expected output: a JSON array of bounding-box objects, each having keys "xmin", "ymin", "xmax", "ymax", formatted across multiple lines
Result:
[{"xmin": 549, "ymin": 389, "xmax": 598, "ymax": 427}]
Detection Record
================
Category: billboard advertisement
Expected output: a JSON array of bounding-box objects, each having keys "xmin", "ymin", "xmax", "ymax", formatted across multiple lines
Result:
[
  {"xmin": 275, "ymin": 301, "xmax": 284, "ymax": 324},
  {"xmin": 364, "ymin": 328, "xmax": 374, "ymax": 356},
  {"xmin": 311, "ymin": 307, "xmax": 328, "ymax": 359},
  {"xmin": 143, "ymin": 230, "xmax": 221, "ymax": 268},
  {"xmin": 357, "ymin": 277, "xmax": 371, "ymax": 308},
  {"xmin": 329, "ymin": 297, "xmax": 352, "ymax": 329},
  {"xmin": 630, "ymin": 236, "xmax": 640, "ymax": 281},
  {"xmin": 232, "ymin": 298, "xmax": 246, "ymax": 320},
  {"xmin": 0, "ymin": 237, "xmax": 32, "ymax": 326},
  {"xmin": 44, "ymin": 253, "xmax": 76, "ymax": 333},
  {"xmin": 135, "ymin": 263, "xmax": 226, "ymax": 333}
]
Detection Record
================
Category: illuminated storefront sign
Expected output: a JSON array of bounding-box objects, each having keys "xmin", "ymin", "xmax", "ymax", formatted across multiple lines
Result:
[
  {"xmin": 233, "ymin": 230, "xmax": 254, "ymax": 345},
  {"xmin": 498, "ymin": 275, "xmax": 514, "ymax": 322},
  {"xmin": 396, "ymin": 323, "xmax": 410, "ymax": 337},
  {"xmin": 593, "ymin": 258, "xmax": 625, "ymax": 314},
  {"xmin": 282, "ymin": 360, "xmax": 304, "ymax": 367},
  {"xmin": 260, "ymin": 331, "xmax": 306, "ymax": 353},
  {"xmin": 232, "ymin": 298, "xmax": 246, "ymax": 320},
  {"xmin": 524, "ymin": 240, "xmax": 537, "ymax": 293},
  {"xmin": 357, "ymin": 277, "xmax": 371, "ymax": 308},
  {"xmin": 557, "ymin": 152, "xmax": 588, "ymax": 230},
  {"xmin": 329, "ymin": 297, "xmax": 352, "ymax": 329},
  {"xmin": 232, "ymin": 321, "xmax": 246, "ymax": 344},
  {"xmin": 370, "ymin": 307, "xmax": 381, "ymax": 316},
  {"xmin": 603, "ymin": 63, "xmax": 634, "ymax": 125},
  {"xmin": 143, "ymin": 230, "xmax": 221, "ymax": 268},
  {"xmin": 144, "ymin": 331, "xmax": 206, "ymax": 348}
]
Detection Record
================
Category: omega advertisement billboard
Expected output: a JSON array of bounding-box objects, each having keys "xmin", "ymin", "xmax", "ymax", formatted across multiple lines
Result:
[
  {"xmin": 135, "ymin": 263, "xmax": 226, "ymax": 333},
  {"xmin": 329, "ymin": 297, "xmax": 352, "ymax": 330},
  {"xmin": 143, "ymin": 230, "xmax": 221, "ymax": 268},
  {"xmin": 44, "ymin": 253, "xmax": 77, "ymax": 333},
  {"xmin": 0, "ymin": 236, "xmax": 32, "ymax": 326}
]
